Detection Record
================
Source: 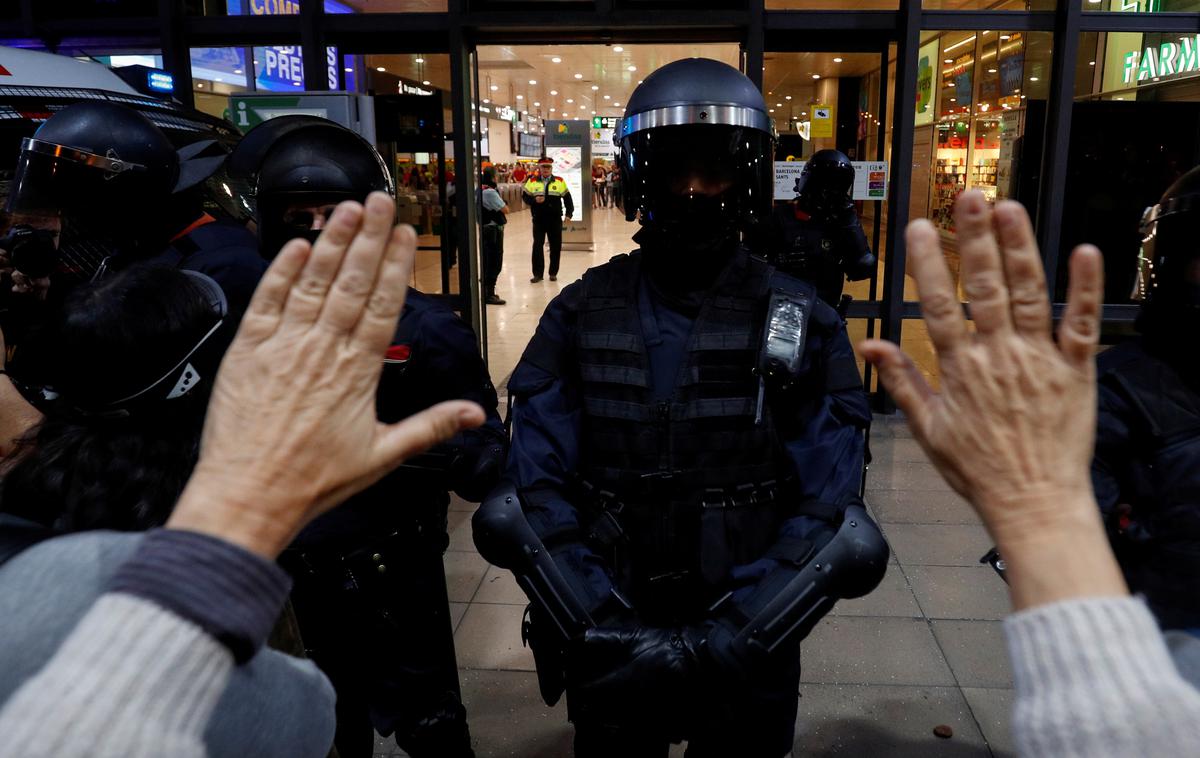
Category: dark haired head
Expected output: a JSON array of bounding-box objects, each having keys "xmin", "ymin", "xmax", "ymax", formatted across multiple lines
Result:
[{"xmin": 1, "ymin": 264, "xmax": 224, "ymax": 532}]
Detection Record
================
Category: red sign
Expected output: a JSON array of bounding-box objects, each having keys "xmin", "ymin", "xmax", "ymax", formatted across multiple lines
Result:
[{"xmin": 0, "ymin": 65, "xmax": 12, "ymax": 77}]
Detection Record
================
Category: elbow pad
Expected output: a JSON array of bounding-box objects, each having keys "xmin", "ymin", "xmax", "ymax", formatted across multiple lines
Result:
[
  {"xmin": 706, "ymin": 503, "xmax": 889, "ymax": 675},
  {"xmin": 472, "ymin": 482, "xmax": 596, "ymax": 641}
]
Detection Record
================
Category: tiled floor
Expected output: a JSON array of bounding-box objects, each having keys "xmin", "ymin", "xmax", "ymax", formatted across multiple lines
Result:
[{"xmin": 373, "ymin": 208, "xmax": 1014, "ymax": 756}]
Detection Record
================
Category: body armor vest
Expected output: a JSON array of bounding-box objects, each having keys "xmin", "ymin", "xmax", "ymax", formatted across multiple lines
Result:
[
  {"xmin": 1100, "ymin": 340, "xmax": 1200, "ymax": 627},
  {"xmin": 573, "ymin": 252, "xmax": 804, "ymax": 610}
]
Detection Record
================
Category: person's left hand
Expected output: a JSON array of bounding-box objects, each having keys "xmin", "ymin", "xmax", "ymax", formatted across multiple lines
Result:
[{"xmin": 168, "ymin": 193, "xmax": 485, "ymax": 559}]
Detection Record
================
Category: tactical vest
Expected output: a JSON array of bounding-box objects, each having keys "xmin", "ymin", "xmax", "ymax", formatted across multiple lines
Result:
[
  {"xmin": 572, "ymin": 252, "xmax": 802, "ymax": 606},
  {"xmin": 1100, "ymin": 341, "xmax": 1200, "ymax": 627}
]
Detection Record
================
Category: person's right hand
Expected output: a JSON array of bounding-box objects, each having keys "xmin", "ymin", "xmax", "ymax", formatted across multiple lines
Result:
[
  {"xmin": 858, "ymin": 191, "xmax": 1127, "ymax": 608},
  {"xmin": 168, "ymin": 193, "xmax": 485, "ymax": 559},
  {"xmin": 567, "ymin": 624, "xmax": 702, "ymax": 734}
]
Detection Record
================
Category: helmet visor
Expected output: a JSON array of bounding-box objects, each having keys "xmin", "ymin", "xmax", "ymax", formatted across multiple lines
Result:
[
  {"xmin": 6, "ymin": 138, "xmax": 147, "ymax": 217},
  {"xmin": 621, "ymin": 124, "xmax": 774, "ymax": 228}
]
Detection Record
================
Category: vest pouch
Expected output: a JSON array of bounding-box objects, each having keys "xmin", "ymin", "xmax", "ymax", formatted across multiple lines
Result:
[{"xmin": 699, "ymin": 482, "xmax": 783, "ymax": 585}]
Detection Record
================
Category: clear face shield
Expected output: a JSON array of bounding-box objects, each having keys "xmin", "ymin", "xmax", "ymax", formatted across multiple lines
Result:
[{"xmin": 6, "ymin": 138, "xmax": 151, "ymax": 284}]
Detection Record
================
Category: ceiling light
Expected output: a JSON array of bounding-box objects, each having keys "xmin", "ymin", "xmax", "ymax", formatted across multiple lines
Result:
[
  {"xmin": 550, "ymin": 108, "xmax": 556, "ymax": 112},
  {"xmin": 833, "ymin": 57, "xmax": 843, "ymax": 63},
  {"xmin": 579, "ymin": 105, "xmax": 586, "ymax": 109},
  {"xmin": 490, "ymin": 84, "xmax": 498, "ymax": 91},
  {"xmin": 950, "ymin": 98, "xmax": 956, "ymax": 102},
  {"xmin": 344, "ymin": 67, "xmax": 353, "ymax": 72},
  {"xmin": 812, "ymin": 74, "xmax": 821, "ymax": 79},
  {"xmin": 550, "ymin": 89, "xmax": 558, "ymax": 95},
  {"xmin": 551, "ymin": 56, "xmax": 562, "ymax": 63},
  {"xmin": 988, "ymin": 68, "xmax": 997, "ymax": 73},
  {"xmin": 1029, "ymin": 76, "xmax": 1039, "ymax": 81},
  {"xmin": 233, "ymin": 68, "xmax": 242, "ymax": 74},
  {"xmin": 567, "ymin": 98, "xmax": 574, "ymax": 103},
  {"xmin": 591, "ymin": 85, "xmax": 599, "ymax": 90},
  {"xmin": 1089, "ymin": 61, "xmax": 1096, "ymax": 66},
  {"xmin": 628, "ymin": 66, "xmax": 637, "ymax": 72},
  {"xmin": 801, "ymin": 111, "xmax": 807, "ymax": 116},
  {"xmin": 612, "ymin": 102, "xmax": 620, "ymax": 106},
  {"xmin": 999, "ymin": 35, "xmax": 1010, "ymax": 40},
  {"xmin": 422, "ymin": 80, "xmax": 430, "ymax": 85},
  {"xmin": 516, "ymin": 94, "xmax": 524, "ymax": 99},
  {"xmin": 215, "ymin": 76, "xmax": 223, "ymax": 82},
  {"xmin": 529, "ymin": 79, "xmax": 537, "ymax": 85},
  {"xmin": 376, "ymin": 66, "xmax": 386, "ymax": 72},
  {"xmin": 769, "ymin": 108, "xmax": 775, "ymax": 112},
  {"xmin": 197, "ymin": 82, "xmax": 204, "ymax": 88},
  {"xmin": 638, "ymin": 80, "xmax": 643, "ymax": 84},
  {"xmin": 415, "ymin": 57, "xmax": 425, "ymax": 63},
  {"xmin": 946, "ymin": 35, "xmax": 977, "ymax": 52},
  {"xmin": 613, "ymin": 46, "xmax": 624, "ymax": 52},
  {"xmin": 591, "ymin": 111, "xmax": 596, "ymax": 114},
  {"xmin": 534, "ymin": 101, "xmax": 541, "ymax": 106},
  {"xmin": 483, "ymin": 98, "xmax": 490, "ymax": 103},
  {"xmin": 785, "ymin": 95, "xmax": 792, "ymax": 100},
  {"xmin": 776, "ymin": 102, "xmax": 782, "ymax": 106},
  {"xmin": 603, "ymin": 94, "xmax": 611, "ymax": 100},
  {"xmin": 574, "ymin": 73, "xmax": 583, "ymax": 79},
  {"xmin": 945, "ymin": 59, "xmax": 953, "ymax": 64}
]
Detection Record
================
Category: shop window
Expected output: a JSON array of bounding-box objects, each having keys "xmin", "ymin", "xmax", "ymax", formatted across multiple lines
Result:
[
  {"xmin": 364, "ymin": 53, "xmax": 459, "ymax": 295},
  {"xmin": 190, "ymin": 48, "xmax": 251, "ymax": 120},
  {"xmin": 909, "ymin": 29, "xmax": 1052, "ymax": 299},
  {"xmin": 1082, "ymin": 0, "xmax": 1200, "ymax": 12},
  {"xmin": 922, "ymin": 0, "xmax": 1055, "ymax": 9},
  {"xmin": 1058, "ymin": 30, "xmax": 1200, "ymax": 304},
  {"xmin": 767, "ymin": 0, "xmax": 898, "ymax": 9}
]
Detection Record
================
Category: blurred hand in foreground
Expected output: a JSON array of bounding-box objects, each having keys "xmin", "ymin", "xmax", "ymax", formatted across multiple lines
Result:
[
  {"xmin": 858, "ymin": 191, "xmax": 1127, "ymax": 609},
  {"xmin": 168, "ymin": 193, "xmax": 485, "ymax": 558}
]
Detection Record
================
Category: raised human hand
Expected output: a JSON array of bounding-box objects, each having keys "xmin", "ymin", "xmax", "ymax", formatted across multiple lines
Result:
[
  {"xmin": 858, "ymin": 191, "xmax": 1126, "ymax": 608},
  {"xmin": 168, "ymin": 193, "xmax": 485, "ymax": 558}
]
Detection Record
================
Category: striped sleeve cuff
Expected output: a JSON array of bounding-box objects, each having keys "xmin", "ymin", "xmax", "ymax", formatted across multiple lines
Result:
[{"xmin": 109, "ymin": 529, "xmax": 292, "ymax": 664}]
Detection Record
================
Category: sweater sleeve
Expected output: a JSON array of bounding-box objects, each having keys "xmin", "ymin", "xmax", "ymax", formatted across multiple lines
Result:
[
  {"xmin": 1006, "ymin": 596, "xmax": 1200, "ymax": 757},
  {"xmin": 0, "ymin": 593, "xmax": 231, "ymax": 758},
  {"xmin": 0, "ymin": 529, "xmax": 294, "ymax": 758}
]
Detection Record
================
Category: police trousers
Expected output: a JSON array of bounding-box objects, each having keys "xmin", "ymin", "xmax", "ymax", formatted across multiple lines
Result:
[
  {"xmin": 482, "ymin": 224, "xmax": 505, "ymax": 294},
  {"xmin": 286, "ymin": 524, "xmax": 470, "ymax": 758},
  {"xmin": 532, "ymin": 219, "xmax": 562, "ymax": 278},
  {"xmin": 571, "ymin": 644, "xmax": 801, "ymax": 758}
]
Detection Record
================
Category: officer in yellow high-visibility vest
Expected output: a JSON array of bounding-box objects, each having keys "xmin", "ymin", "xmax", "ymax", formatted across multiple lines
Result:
[{"xmin": 522, "ymin": 156, "xmax": 574, "ymax": 283}]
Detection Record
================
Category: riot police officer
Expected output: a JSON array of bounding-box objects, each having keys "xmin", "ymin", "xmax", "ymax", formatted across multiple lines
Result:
[
  {"xmin": 473, "ymin": 59, "xmax": 887, "ymax": 757},
  {"xmin": 228, "ymin": 116, "xmax": 507, "ymax": 758},
  {"xmin": 766, "ymin": 149, "xmax": 876, "ymax": 305},
  {"xmin": 3, "ymin": 101, "xmax": 265, "ymax": 314},
  {"xmin": 1093, "ymin": 164, "xmax": 1200, "ymax": 631}
]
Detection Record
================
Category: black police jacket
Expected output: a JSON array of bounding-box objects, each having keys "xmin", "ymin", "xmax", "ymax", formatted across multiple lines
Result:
[
  {"xmin": 293, "ymin": 289, "xmax": 507, "ymax": 552},
  {"xmin": 1093, "ymin": 337, "xmax": 1200, "ymax": 629}
]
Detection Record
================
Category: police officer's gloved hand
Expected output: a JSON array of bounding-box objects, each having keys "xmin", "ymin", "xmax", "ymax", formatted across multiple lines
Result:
[{"xmin": 566, "ymin": 623, "xmax": 704, "ymax": 733}]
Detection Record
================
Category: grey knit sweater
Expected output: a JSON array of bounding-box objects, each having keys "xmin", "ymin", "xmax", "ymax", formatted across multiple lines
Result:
[
  {"xmin": 1007, "ymin": 596, "xmax": 1200, "ymax": 756},
  {"xmin": 4, "ymin": 532, "xmax": 1200, "ymax": 756},
  {"xmin": 0, "ymin": 529, "xmax": 335, "ymax": 758}
]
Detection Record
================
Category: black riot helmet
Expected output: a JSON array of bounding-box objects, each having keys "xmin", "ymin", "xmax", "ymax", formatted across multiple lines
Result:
[
  {"xmin": 615, "ymin": 59, "xmax": 776, "ymax": 244},
  {"xmin": 227, "ymin": 116, "xmax": 394, "ymax": 258},
  {"xmin": 797, "ymin": 149, "xmax": 855, "ymax": 215},
  {"xmin": 1133, "ymin": 166, "xmax": 1200, "ymax": 319},
  {"xmin": 5, "ymin": 102, "xmax": 224, "ymax": 280}
]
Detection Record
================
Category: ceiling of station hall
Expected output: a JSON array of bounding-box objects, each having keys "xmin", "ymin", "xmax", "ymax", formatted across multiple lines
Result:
[{"xmin": 366, "ymin": 45, "xmax": 888, "ymax": 123}]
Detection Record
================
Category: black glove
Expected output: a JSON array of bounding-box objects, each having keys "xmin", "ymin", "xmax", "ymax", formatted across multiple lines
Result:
[{"xmin": 566, "ymin": 623, "xmax": 707, "ymax": 734}]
